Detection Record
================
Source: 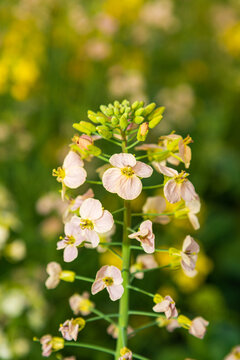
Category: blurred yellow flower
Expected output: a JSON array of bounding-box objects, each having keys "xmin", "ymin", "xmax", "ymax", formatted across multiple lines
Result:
[{"xmin": 221, "ymin": 22, "xmax": 240, "ymax": 57}]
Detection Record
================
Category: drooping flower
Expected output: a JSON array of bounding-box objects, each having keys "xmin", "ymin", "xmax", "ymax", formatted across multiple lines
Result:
[
  {"xmin": 45, "ymin": 262, "xmax": 75, "ymax": 289},
  {"xmin": 69, "ymin": 292, "xmax": 94, "ymax": 316},
  {"xmin": 128, "ymin": 220, "xmax": 155, "ymax": 253},
  {"xmin": 107, "ymin": 324, "xmax": 134, "ymax": 339},
  {"xmin": 59, "ymin": 318, "xmax": 86, "ymax": 341},
  {"xmin": 52, "ymin": 151, "xmax": 87, "ymax": 192},
  {"xmin": 169, "ymin": 235, "xmax": 200, "ymax": 277},
  {"xmin": 71, "ymin": 198, "xmax": 114, "ymax": 248},
  {"xmin": 91, "ymin": 265, "xmax": 124, "ymax": 301},
  {"xmin": 130, "ymin": 254, "xmax": 158, "ymax": 279},
  {"xmin": 224, "ymin": 346, "xmax": 240, "ymax": 360},
  {"xmin": 153, "ymin": 295, "xmax": 178, "ymax": 319},
  {"xmin": 57, "ymin": 219, "xmax": 85, "ymax": 262},
  {"xmin": 119, "ymin": 347, "xmax": 133, "ymax": 360},
  {"xmin": 40, "ymin": 335, "xmax": 64, "ymax": 357},
  {"xmin": 189, "ymin": 317, "xmax": 209, "ymax": 339},
  {"xmin": 155, "ymin": 164, "xmax": 198, "ymax": 204},
  {"xmin": 102, "ymin": 153, "xmax": 153, "ymax": 200},
  {"xmin": 142, "ymin": 196, "xmax": 170, "ymax": 224}
]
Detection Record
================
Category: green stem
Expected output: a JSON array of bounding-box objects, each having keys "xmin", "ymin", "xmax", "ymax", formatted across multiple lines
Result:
[
  {"xmin": 130, "ymin": 246, "xmax": 169, "ymax": 252},
  {"xmin": 142, "ymin": 184, "xmax": 164, "ymax": 190},
  {"xmin": 112, "ymin": 207, "xmax": 125, "ymax": 215},
  {"xmin": 86, "ymin": 180, "xmax": 103, "ymax": 185},
  {"xmin": 114, "ymin": 220, "xmax": 135, "ymax": 233},
  {"xmin": 64, "ymin": 342, "xmax": 115, "ymax": 356},
  {"xmin": 128, "ymin": 285, "xmax": 154, "ymax": 298},
  {"xmin": 86, "ymin": 313, "xmax": 118, "ymax": 323},
  {"xmin": 128, "ymin": 320, "xmax": 158, "ymax": 337},
  {"xmin": 99, "ymin": 242, "xmax": 122, "ymax": 246},
  {"xmin": 91, "ymin": 308, "xmax": 117, "ymax": 325},
  {"xmin": 126, "ymin": 140, "xmax": 141, "ymax": 150},
  {"xmin": 96, "ymin": 155, "xmax": 109, "ymax": 162},
  {"xmin": 129, "ymin": 310, "xmax": 161, "ymax": 317},
  {"xmin": 75, "ymin": 275, "xmax": 94, "ymax": 283}
]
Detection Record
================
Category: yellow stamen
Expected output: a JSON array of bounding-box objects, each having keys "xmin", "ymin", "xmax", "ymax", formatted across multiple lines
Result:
[
  {"xmin": 103, "ymin": 276, "xmax": 114, "ymax": 286},
  {"xmin": 80, "ymin": 219, "xmax": 94, "ymax": 230},
  {"xmin": 52, "ymin": 167, "xmax": 65, "ymax": 183},
  {"xmin": 121, "ymin": 166, "xmax": 135, "ymax": 177}
]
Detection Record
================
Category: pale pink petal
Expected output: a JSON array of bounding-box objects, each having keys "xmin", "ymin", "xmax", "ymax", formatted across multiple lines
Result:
[
  {"xmin": 64, "ymin": 245, "xmax": 78, "ymax": 262},
  {"xmin": 107, "ymin": 284, "xmax": 124, "ymax": 301},
  {"xmin": 95, "ymin": 265, "xmax": 109, "ymax": 280},
  {"xmin": 167, "ymin": 155, "xmax": 180, "ymax": 166},
  {"xmin": 117, "ymin": 175, "xmax": 142, "ymax": 200},
  {"xmin": 181, "ymin": 180, "xmax": 198, "ymax": 202},
  {"xmin": 153, "ymin": 299, "xmax": 171, "ymax": 313},
  {"xmin": 94, "ymin": 210, "xmax": 114, "ymax": 233},
  {"xmin": 84, "ymin": 229, "xmax": 100, "ymax": 247},
  {"xmin": 57, "ymin": 239, "xmax": 67, "ymax": 250},
  {"xmin": 64, "ymin": 167, "xmax": 87, "ymax": 188},
  {"xmin": 154, "ymin": 163, "xmax": 178, "ymax": 177},
  {"xmin": 109, "ymin": 153, "xmax": 136, "ymax": 168},
  {"xmin": 132, "ymin": 162, "xmax": 153, "ymax": 178},
  {"xmin": 186, "ymin": 198, "xmax": 201, "ymax": 214},
  {"xmin": 141, "ymin": 236, "xmax": 155, "ymax": 254},
  {"xmin": 46, "ymin": 262, "xmax": 61, "ymax": 276},
  {"xmin": 79, "ymin": 198, "xmax": 103, "ymax": 220},
  {"xmin": 108, "ymin": 266, "xmax": 123, "ymax": 285},
  {"xmin": 63, "ymin": 151, "xmax": 84, "ymax": 168},
  {"xmin": 102, "ymin": 168, "xmax": 122, "ymax": 193},
  {"xmin": 182, "ymin": 235, "xmax": 200, "ymax": 254},
  {"xmin": 91, "ymin": 279, "xmax": 105, "ymax": 295},
  {"xmin": 45, "ymin": 276, "xmax": 60, "ymax": 289},
  {"xmin": 188, "ymin": 213, "xmax": 200, "ymax": 230},
  {"xmin": 189, "ymin": 317, "xmax": 209, "ymax": 339},
  {"xmin": 164, "ymin": 180, "xmax": 181, "ymax": 203},
  {"xmin": 70, "ymin": 215, "xmax": 81, "ymax": 226},
  {"xmin": 64, "ymin": 221, "xmax": 76, "ymax": 237}
]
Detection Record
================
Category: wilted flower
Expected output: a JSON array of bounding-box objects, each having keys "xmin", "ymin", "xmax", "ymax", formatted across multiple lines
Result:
[
  {"xmin": 40, "ymin": 335, "xmax": 64, "ymax": 357},
  {"xmin": 71, "ymin": 198, "xmax": 114, "ymax": 248},
  {"xmin": 45, "ymin": 262, "xmax": 75, "ymax": 289},
  {"xmin": 107, "ymin": 324, "xmax": 133, "ymax": 339},
  {"xmin": 119, "ymin": 347, "xmax": 133, "ymax": 360},
  {"xmin": 153, "ymin": 295, "xmax": 178, "ymax": 319},
  {"xmin": 69, "ymin": 292, "xmax": 94, "ymax": 316},
  {"xmin": 59, "ymin": 318, "xmax": 86, "ymax": 341},
  {"xmin": 102, "ymin": 153, "xmax": 153, "ymax": 200},
  {"xmin": 129, "ymin": 220, "xmax": 155, "ymax": 253},
  {"xmin": 52, "ymin": 151, "xmax": 87, "ymax": 194},
  {"xmin": 130, "ymin": 254, "xmax": 158, "ymax": 279},
  {"xmin": 91, "ymin": 265, "xmax": 124, "ymax": 301},
  {"xmin": 57, "ymin": 219, "xmax": 85, "ymax": 262},
  {"xmin": 189, "ymin": 317, "xmax": 209, "ymax": 339},
  {"xmin": 155, "ymin": 164, "xmax": 198, "ymax": 204},
  {"xmin": 224, "ymin": 345, "xmax": 240, "ymax": 360},
  {"xmin": 142, "ymin": 196, "xmax": 170, "ymax": 224}
]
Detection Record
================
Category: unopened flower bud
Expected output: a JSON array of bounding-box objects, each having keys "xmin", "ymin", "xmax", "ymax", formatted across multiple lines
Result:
[
  {"xmin": 59, "ymin": 270, "xmax": 75, "ymax": 283},
  {"xmin": 153, "ymin": 293, "xmax": 163, "ymax": 304}
]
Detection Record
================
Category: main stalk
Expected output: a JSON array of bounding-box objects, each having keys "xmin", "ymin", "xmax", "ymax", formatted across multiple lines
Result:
[{"xmin": 115, "ymin": 137, "xmax": 132, "ymax": 359}]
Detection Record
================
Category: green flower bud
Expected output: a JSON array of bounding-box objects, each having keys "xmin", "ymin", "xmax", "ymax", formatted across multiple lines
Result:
[
  {"xmin": 73, "ymin": 121, "xmax": 96, "ymax": 135},
  {"xmin": 135, "ymin": 107, "xmax": 144, "ymax": 116},
  {"xmin": 59, "ymin": 270, "xmax": 75, "ymax": 283},
  {"xmin": 100, "ymin": 105, "xmax": 113, "ymax": 117},
  {"xmin": 88, "ymin": 145, "xmax": 102, "ymax": 156},
  {"xmin": 149, "ymin": 115, "xmax": 163, "ymax": 128},
  {"xmin": 122, "ymin": 99, "xmax": 130, "ymax": 107},
  {"xmin": 96, "ymin": 125, "xmax": 112, "ymax": 139},
  {"xmin": 120, "ymin": 115, "xmax": 128, "ymax": 130},
  {"xmin": 114, "ymin": 100, "xmax": 120, "ymax": 108},
  {"xmin": 131, "ymin": 100, "xmax": 139, "ymax": 110},
  {"xmin": 87, "ymin": 110, "xmax": 101, "ymax": 124},
  {"xmin": 143, "ymin": 102, "xmax": 156, "ymax": 116},
  {"xmin": 134, "ymin": 115, "xmax": 144, "ymax": 124},
  {"xmin": 111, "ymin": 116, "xmax": 119, "ymax": 126},
  {"xmin": 137, "ymin": 122, "xmax": 148, "ymax": 141},
  {"xmin": 148, "ymin": 106, "xmax": 165, "ymax": 120}
]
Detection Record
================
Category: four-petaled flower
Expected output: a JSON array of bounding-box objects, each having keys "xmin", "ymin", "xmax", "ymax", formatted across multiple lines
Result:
[
  {"xmin": 91, "ymin": 265, "xmax": 124, "ymax": 301},
  {"xmin": 69, "ymin": 292, "xmax": 94, "ymax": 316},
  {"xmin": 155, "ymin": 164, "xmax": 198, "ymax": 204},
  {"xmin": 153, "ymin": 295, "xmax": 178, "ymax": 319},
  {"xmin": 57, "ymin": 219, "xmax": 85, "ymax": 262},
  {"xmin": 102, "ymin": 153, "xmax": 153, "ymax": 200},
  {"xmin": 59, "ymin": 317, "xmax": 85, "ymax": 341},
  {"xmin": 129, "ymin": 220, "xmax": 155, "ymax": 253},
  {"xmin": 45, "ymin": 262, "xmax": 75, "ymax": 289},
  {"xmin": 71, "ymin": 198, "xmax": 114, "ymax": 248}
]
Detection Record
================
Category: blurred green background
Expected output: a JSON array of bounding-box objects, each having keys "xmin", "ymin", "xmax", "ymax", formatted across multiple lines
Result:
[{"xmin": 0, "ymin": 0, "xmax": 240, "ymax": 359}]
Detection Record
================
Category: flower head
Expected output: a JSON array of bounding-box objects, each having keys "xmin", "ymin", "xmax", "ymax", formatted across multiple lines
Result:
[
  {"xmin": 102, "ymin": 153, "xmax": 153, "ymax": 200},
  {"xmin": 59, "ymin": 317, "xmax": 85, "ymax": 341},
  {"xmin": 69, "ymin": 292, "xmax": 94, "ymax": 316},
  {"xmin": 153, "ymin": 295, "xmax": 178, "ymax": 319},
  {"xmin": 130, "ymin": 254, "xmax": 158, "ymax": 279},
  {"xmin": 142, "ymin": 196, "xmax": 170, "ymax": 224},
  {"xmin": 40, "ymin": 335, "xmax": 64, "ymax": 357},
  {"xmin": 189, "ymin": 317, "xmax": 209, "ymax": 339},
  {"xmin": 52, "ymin": 151, "xmax": 87, "ymax": 191},
  {"xmin": 224, "ymin": 346, "xmax": 240, "ymax": 360},
  {"xmin": 119, "ymin": 347, "xmax": 133, "ymax": 360},
  {"xmin": 129, "ymin": 220, "xmax": 155, "ymax": 253},
  {"xmin": 156, "ymin": 164, "xmax": 198, "ymax": 204},
  {"xmin": 45, "ymin": 262, "xmax": 75, "ymax": 289},
  {"xmin": 57, "ymin": 219, "xmax": 85, "ymax": 262},
  {"xmin": 91, "ymin": 265, "xmax": 124, "ymax": 301},
  {"xmin": 72, "ymin": 198, "xmax": 114, "ymax": 248}
]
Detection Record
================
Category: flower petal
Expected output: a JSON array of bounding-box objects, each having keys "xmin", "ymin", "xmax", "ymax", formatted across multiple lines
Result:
[
  {"xmin": 102, "ymin": 168, "xmax": 122, "ymax": 193},
  {"xmin": 64, "ymin": 166, "xmax": 87, "ymax": 189},
  {"xmin": 95, "ymin": 265, "xmax": 109, "ymax": 280},
  {"xmin": 91, "ymin": 279, "xmax": 105, "ymax": 295},
  {"xmin": 188, "ymin": 213, "xmax": 200, "ymax": 230},
  {"xmin": 107, "ymin": 284, "xmax": 124, "ymax": 301},
  {"xmin": 153, "ymin": 299, "xmax": 171, "ymax": 313},
  {"xmin": 84, "ymin": 229, "xmax": 100, "ymax": 247},
  {"xmin": 64, "ymin": 245, "xmax": 78, "ymax": 262},
  {"xmin": 94, "ymin": 210, "xmax": 114, "ymax": 233},
  {"xmin": 45, "ymin": 276, "xmax": 60, "ymax": 289},
  {"xmin": 182, "ymin": 235, "xmax": 200, "ymax": 254},
  {"xmin": 80, "ymin": 198, "xmax": 103, "ymax": 220},
  {"xmin": 164, "ymin": 179, "xmax": 181, "ymax": 203},
  {"xmin": 46, "ymin": 262, "xmax": 62, "ymax": 276},
  {"xmin": 133, "ymin": 162, "xmax": 153, "ymax": 178},
  {"xmin": 181, "ymin": 180, "xmax": 198, "ymax": 202},
  {"xmin": 117, "ymin": 175, "xmax": 142, "ymax": 200},
  {"xmin": 108, "ymin": 266, "xmax": 123, "ymax": 285},
  {"xmin": 63, "ymin": 151, "xmax": 84, "ymax": 168},
  {"xmin": 154, "ymin": 163, "xmax": 178, "ymax": 177},
  {"xmin": 109, "ymin": 153, "xmax": 136, "ymax": 168}
]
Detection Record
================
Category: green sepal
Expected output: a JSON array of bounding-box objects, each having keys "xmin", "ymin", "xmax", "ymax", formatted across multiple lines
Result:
[
  {"xmin": 111, "ymin": 116, "xmax": 119, "ymax": 126},
  {"xmin": 135, "ymin": 107, "xmax": 144, "ymax": 116},
  {"xmin": 134, "ymin": 115, "xmax": 144, "ymax": 124},
  {"xmin": 88, "ymin": 145, "xmax": 102, "ymax": 156},
  {"xmin": 143, "ymin": 102, "xmax": 156, "ymax": 116},
  {"xmin": 148, "ymin": 106, "xmax": 165, "ymax": 120},
  {"xmin": 149, "ymin": 115, "xmax": 163, "ymax": 128},
  {"xmin": 96, "ymin": 125, "xmax": 112, "ymax": 139},
  {"xmin": 73, "ymin": 121, "xmax": 96, "ymax": 135}
]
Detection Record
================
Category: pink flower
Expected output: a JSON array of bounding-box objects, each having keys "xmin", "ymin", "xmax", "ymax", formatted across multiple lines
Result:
[
  {"xmin": 155, "ymin": 164, "xmax": 198, "ymax": 204},
  {"xmin": 181, "ymin": 235, "xmax": 200, "ymax": 276},
  {"xmin": 52, "ymin": 151, "xmax": 87, "ymax": 189},
  {"xmin": 142, "ymin": 196, "xmax": 170, "ymax": 224},
  {"xmin": 91, "ymin": 265, "xmax": 124, "ymax": 301},
  {"xmin": 57, "ymin": 219, "xmax": 85, "ymax": 262},
  {"xmin": 71, "ymin": 198, "xmax": 114, "ymax": 248},
  {"xmin": 119, "ymin": 347, "xmax": 133, "ymax": 360},
  {"xmin": 45, "ymin": 262, "xmax": 62, "ymax": 289},
  {"xmin": 129, "ymin": 220, "xmax": 155, "ymax": 253},
  {"xmin": 224, "ymin": 346, "xmax": 240, "ymax": 360},
  {"xmin": 186, "ymin": 198, "xmax": 201, "ymax": 230},
  {"xmin": 40, "ymin": 335, "xmax": 64, "ymax": 357},
  {"xmin": 102, "ymin": 153, "xmax": 153, "ymax": 200},
  {"xmin": 59, "ymin": 318, "xmax": 85, "ymax": 341},
  {"xmin": 130, "ymin": 254, "xmax": 158, "ymax": 279},
  {"xmin": 189, "ymin": 317, "xmax": 209, "ymax": 339},
  {"xmin": 153, "ymin": 295, "xmax": 178, "ymax": 319},
  {"xmin": 69, "ymin": 292, "xmax": 94, "ymax": 316}
]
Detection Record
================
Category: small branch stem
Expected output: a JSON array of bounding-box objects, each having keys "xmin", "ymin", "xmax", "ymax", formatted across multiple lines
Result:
[
  {"xmin": 91, "ymin": 308, "xmax": 117, "ymax": 326},
  {"xmin": 64, "ymin": 342, "xmax": 115, "ymax": 356},
  {"xmin": 142, "ymin": 184, "xmax": 164, "ymax": 190},
  {"xmin": 129, "ymin": 310, "xmax": 161, "ymax": 317},
  {"xmin": 112, "ymin": 207, "xmax": 125, "ymax": 215},
  {"xmin": 128, "ymin": 320, "xmax": 158, "ymax": 337},
  {"xmin": 86, "ymin": 180, "xmax": 103, "ymax": 185},
  {"xmin": 128, "ymin": 285, "xmax": 154, "ymax": 298},
  {"xmin": 75, "ymin": 275, "xmax": 94, "ymax": 283},
  {"xmin": 126, "ymin": 140, "xmax": 141, "ymax": 150}
]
